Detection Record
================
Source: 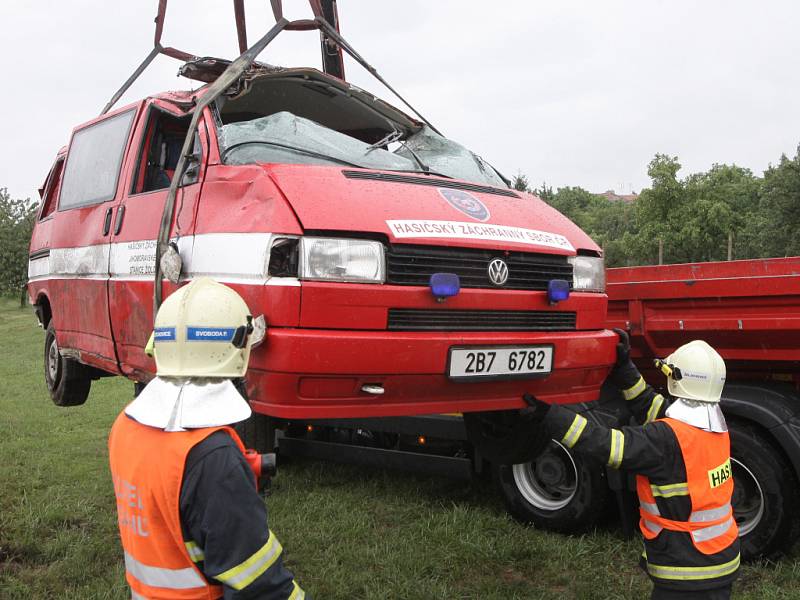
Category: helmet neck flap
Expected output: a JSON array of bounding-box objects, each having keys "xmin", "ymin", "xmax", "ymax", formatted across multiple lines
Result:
[
  {"xmin": 665, "ymin": 396, "xmax": 728, "ymax": 433},
  {"xmin": 125, "ymin": 377, "xmax": 252, "ymax": 431}
]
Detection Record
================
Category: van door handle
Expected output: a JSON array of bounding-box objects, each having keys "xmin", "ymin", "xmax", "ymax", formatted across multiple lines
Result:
[
  {"xmin": 102, "ymin": 207, "xmax": 113, "ymax": 236},
  {"xmin": 113, "ymin": 205, "xmax": 126, "ymax": 235}
]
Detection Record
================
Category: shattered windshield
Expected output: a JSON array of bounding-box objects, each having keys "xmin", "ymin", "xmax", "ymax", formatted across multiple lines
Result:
[{"xmin": 218, "ymin": 112, "xmax": 507, "ymax": 188}]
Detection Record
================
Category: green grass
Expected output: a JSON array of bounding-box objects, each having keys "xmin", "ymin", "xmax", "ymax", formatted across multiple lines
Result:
[{"xmin": 0, "ymin": 298, "xmax": 798, "ymax": 598}]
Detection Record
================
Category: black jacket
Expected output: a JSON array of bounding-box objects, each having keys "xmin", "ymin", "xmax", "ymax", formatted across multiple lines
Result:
[
  {"xmin": 543, "ymin": 370, "xmax": 739, "ymax": 592},
  {"xmin": 179, "ymin": 431, "xmax": 306, "ymax": 599}
]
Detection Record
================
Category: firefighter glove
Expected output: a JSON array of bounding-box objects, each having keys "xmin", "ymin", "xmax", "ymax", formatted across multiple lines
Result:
[
  {"xmin": 613, "ymin": 328, "xmax": 630, "ymax": 366},
  {"xmin": 609, "ymin": 328, "xmax": 642, "ymax": 391},
  {"xmin": 520, "ymin": 393, "xmax": 551, "ymax": 423}
]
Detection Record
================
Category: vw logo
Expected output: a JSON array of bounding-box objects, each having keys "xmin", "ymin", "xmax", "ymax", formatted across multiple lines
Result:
[{"xmin": 487, "ymin": 258, "xmax": 509, "ymax": 286}]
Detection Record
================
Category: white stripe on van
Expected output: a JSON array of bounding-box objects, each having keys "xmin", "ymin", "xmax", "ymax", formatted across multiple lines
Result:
[{"xmin": 28, "ymin": 233, "xmax": 300, "ymax": 287}]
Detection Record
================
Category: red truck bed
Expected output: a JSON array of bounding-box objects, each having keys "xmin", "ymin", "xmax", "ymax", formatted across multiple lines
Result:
[{"xmin": 606, "ymin": 257, "xmax": 800, "ymax": 381}]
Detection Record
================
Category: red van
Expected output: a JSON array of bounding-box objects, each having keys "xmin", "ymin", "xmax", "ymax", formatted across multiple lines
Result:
[{"xmin": 28, "ymin": 46, "xmax": 614, "ymax": 460}]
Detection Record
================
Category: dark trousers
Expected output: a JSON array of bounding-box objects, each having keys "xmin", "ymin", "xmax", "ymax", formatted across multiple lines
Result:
[{"xmin": 651, "ymin": 584, "xmax": 732, "ymax": 600}]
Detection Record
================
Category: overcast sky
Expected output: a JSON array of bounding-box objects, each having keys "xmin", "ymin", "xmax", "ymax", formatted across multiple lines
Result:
[{"xmin": 2, "ymin": 0, "xmax": 799, "ymax": 201}]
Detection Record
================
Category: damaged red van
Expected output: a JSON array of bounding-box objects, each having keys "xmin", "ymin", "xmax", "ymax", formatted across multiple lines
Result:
[{"xmin": 27, "ymin": 5, "xmax": 615, "ymax": 461}]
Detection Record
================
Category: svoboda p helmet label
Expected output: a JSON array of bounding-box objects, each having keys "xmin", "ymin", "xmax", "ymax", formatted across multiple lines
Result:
[
  {"xmin": 186, "ymin": 327, "xmax": 236, "ymax": 342},
  {"xmin": 438, "ymin": 188, "xmax": 490, "ymax": 221}
]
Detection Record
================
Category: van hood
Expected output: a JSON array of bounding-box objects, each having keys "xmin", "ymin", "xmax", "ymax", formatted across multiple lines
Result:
[{"xmin": 264, "ymin": 165, "xmax": 600, "ymax": 255}]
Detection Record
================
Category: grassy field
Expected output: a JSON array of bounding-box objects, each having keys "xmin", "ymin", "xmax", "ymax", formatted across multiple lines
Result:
[{"xmin": 1, "ymin": 298, "xmax": 798, "ymax": 599}]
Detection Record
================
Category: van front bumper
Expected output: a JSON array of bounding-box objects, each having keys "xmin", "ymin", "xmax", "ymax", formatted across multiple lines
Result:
[{"xmin": 247, "ymin": 328, "xmax": 617, "ymax": 419}]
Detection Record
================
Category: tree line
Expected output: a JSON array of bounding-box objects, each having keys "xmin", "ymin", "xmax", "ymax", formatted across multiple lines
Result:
[
  {"xmin": 0, "ymin": 188, "xmax": 36, "ymax": 304},
  {"xmin": 1, "ymin": 144, "xmax": 799, "ymax": 299},
  {"xmin": 514, "ymin": 145, "xmax": 800, "ymax": 267}
]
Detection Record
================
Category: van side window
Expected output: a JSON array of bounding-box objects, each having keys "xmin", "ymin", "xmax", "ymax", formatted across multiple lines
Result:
[
  {"xmin": 40, "ymin": 158, "xmax": 65, "ymax": 219},
  {"xmin": 131, "ymin": 110, "xmax": 195, "ymax": 194},
  {"xmin": 59, "ymin": 109, "xmax": 136, "ymax": 210}
]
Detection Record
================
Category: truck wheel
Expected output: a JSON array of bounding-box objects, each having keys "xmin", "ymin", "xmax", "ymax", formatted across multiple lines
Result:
[
  {"xmin": 463, "ymin": 410, "xmax": 550, "ymax": 464},
  {"xmin": 729, "ymin": 421, "xmax": 800, "ymax": 560},
  {"xmin": 493, "ymin": 441, "xmax": 612, "ymax": 533},
  {"xmin": 44, "ymin": 322, "xmax": 91, "ymax": 407}
]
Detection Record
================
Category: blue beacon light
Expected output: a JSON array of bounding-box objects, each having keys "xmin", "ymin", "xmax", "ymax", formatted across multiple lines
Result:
[
  {"xmin": 547, "ymin": 279, "xmax": 570, "ymax": 304},
  {"xmin": 430, "ymin": 273, "xmax": 461, "ymax": 302}
]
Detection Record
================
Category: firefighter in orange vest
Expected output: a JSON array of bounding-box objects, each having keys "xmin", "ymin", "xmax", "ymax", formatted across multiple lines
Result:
[
  {"xmin": 523, "ymin": 332, "xmax": 739, "ymax": 600},
  {"xmin": 108, "ymin": 277, "xmax": 307, "ymax": 600}
]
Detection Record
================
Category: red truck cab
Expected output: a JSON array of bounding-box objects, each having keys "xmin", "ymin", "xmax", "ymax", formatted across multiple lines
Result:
[{"xmin": 28, "ymin": 61, "xmax": 615, "ymax": 459}]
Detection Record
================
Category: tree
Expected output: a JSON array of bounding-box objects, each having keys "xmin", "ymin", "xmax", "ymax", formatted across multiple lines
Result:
[
  {"xmin": 512, "ymin": 172, "xmax": 531, "ymax": 193},
  {"xmin": 632, "ymin": 154, "xmax": 684, "ymax": 264},
  {"xmin": 758, "ymin": 145, "xmax": 800, "ymax": 258},
  {"xmin": 532, "ymin": 182, "xmax": 554, "ymax": 203},
  {"xmin": 0, "ymin": 188, "xmax": 37, "ymax": 305},
  {"xmin": 682, "ymin": 164, "xmax": 759, "ymax": 260}
]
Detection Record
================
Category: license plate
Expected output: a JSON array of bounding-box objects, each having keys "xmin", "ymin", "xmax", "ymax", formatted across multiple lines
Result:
[{"xmin": 448, "ymin": 345, "xmax": 554, "ymax": 381}]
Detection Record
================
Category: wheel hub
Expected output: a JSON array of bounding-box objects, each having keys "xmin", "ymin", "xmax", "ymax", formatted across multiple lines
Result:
[
  {"xmin": 48, "ymin": 337, "xmax": 60, "ymax": 381},
  {"xmin": 512, "ymin": 440, "xmax": 578, "ymax": 511},
  {"xmin": 535, "ymin": 453, "xmax": 568, "ymax": 486}
]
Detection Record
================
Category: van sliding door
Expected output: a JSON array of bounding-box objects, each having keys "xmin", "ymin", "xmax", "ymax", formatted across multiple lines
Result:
[{"xmin": 44, "ymin": 105, "xmax": 140, "ymax": 374}]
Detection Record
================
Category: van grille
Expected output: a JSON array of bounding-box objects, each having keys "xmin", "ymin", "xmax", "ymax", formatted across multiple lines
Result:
[
  {"xmin": 388, "ymin": 309, "xmax": 577, "ymax": 331},
  {"xmin": 385, "ymin": 244, "xmax": 573, "ymax": 291}
]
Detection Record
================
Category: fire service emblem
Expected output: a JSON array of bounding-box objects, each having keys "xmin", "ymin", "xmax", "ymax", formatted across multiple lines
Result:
[{"xmin": 438, "ymin": 188, "xmax": 490, "ymax": 222}]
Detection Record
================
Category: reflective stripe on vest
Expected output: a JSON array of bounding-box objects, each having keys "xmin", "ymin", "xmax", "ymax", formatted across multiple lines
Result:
[
  {"xmin": 650, "ymin": 482, "xmax": 689, "ymax": 498},
  {"xmin": 641, "ymin": 501, "xmax": 735, "ymax": 544},
  {"xmin": 636, "ymin": 418, "xmax": 738, "ymax": 556},
  {"xmin": 692, "ymin": 516, "xmax": 736, "ymax": 544},
  {"xmin": 125, "ymin": 551, "xmax": 207, "ymax": 590}
]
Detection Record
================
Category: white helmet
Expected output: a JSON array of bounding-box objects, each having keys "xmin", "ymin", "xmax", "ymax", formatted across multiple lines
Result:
[
  {"xmin": 656, "ymin": 340, "xmax": 726, "ymax": 403},
  {"xmin": 152, "ymin": 277, "xmax": 255, "ymax": 378}
]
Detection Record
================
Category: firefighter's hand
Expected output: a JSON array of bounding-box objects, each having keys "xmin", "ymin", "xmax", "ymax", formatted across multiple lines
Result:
[
  {"xmin": 612, "ymin": 328, "xmax": 630, "ymax": 366},
  {"xmin": 520, "ymin": 393, "xmax": 551, "ymax": 422},
  {"xmin": 609, "ymin": 328, "xmax": 641, "ymax": 390}
]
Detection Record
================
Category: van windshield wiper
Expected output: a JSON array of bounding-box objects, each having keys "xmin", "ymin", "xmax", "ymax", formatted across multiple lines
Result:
[{"xmin": 395, "ymin": 139, "xmax": 450, "ymax": 178}]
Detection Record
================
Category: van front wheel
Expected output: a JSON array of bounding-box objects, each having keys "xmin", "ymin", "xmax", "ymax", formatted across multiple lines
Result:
[{"xmin": 44, "ymin": 322, "xmax": 91, "ymax": 407}]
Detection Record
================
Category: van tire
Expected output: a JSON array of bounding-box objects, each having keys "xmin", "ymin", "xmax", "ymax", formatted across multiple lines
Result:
[
  {"xmin": 44, "ymin": 322, "xmax": 91, "ymax": 407},
  {"xmin": 729, "ymin": 420, "xmax": 800, "ymax": 560},
  {"xmin": 493, "ymin": 441, "xmax": 612, "ymax": 533},
  {"xmin": 235, "ymin": 412, "xmax": 275, "ymax": 453}
]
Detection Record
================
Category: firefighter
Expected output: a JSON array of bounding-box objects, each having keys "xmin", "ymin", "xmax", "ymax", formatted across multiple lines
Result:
[
  {"xmin": 523, "ymin": 331, "xmax": 739, "ymax": 600},
  {"xmin": 108, "ymin": 277, "xmax": 306, "ymax": 600}
]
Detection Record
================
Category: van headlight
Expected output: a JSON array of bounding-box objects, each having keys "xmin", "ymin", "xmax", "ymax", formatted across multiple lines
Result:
[
  {"xmin": 568, "ymin": 255, "xmax": 605, "ymax": 292},
  {"xmin": 299, "ymin": 237, "xmax": 385, "ymax": 283}
]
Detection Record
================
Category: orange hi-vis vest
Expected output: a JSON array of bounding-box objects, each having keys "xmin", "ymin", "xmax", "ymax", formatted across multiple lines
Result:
[
  {"xmin": 636, "ymin": 417, "xmax": 738, "ymax": 555},
  {"xmin": 109, "ymin": 411, "xmax": 246, "ymax": 600}
]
